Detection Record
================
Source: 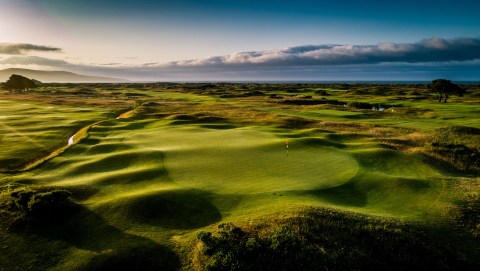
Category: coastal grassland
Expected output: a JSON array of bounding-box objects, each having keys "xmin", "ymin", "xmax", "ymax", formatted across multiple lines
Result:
[
  {"xmin": 0, "ymin": 82, "xmax": 479, "ymax": 270},
  {"xmin": 1, "ymin": 119, "xmax": 458, "ymax": 270},
  {"xmin": 0, "ymin": 99, "xmax": 112, "ymax": 172}
]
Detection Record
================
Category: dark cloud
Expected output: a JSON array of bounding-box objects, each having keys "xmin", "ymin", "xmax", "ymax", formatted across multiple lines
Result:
[
  {"xmin": 163, "ymin": 37, "xmax": 480, "ymax": 68},
  {"xmin": 0, "ymin": 43, "xmax": 61, "ymax": 55}
]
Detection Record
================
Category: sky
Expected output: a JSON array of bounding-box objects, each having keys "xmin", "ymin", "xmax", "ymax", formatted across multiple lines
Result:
[{"xmin": 0, "ymin": 0, "xmax": 479, "ymax": 81}]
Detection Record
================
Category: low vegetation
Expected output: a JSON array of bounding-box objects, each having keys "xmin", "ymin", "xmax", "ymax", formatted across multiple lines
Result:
[
  {"xmin": 0, "ymin": 187, "xmax": 77, "ymax": 228},
  {"xmin": 1, "ymin": 74, "xmax": 40, "ymax": 92},
  {"xmin": 0, "ymin": 80, "xmax": 479, "ymax": 270},
  {"xmin": 197, "ymin": 209, "xmax": 470, "ymax": 271}
]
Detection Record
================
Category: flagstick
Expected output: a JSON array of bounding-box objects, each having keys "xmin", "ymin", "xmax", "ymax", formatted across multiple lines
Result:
[{"xmin": 286, "ymin": 140, "xmax": 289, "ymax": 157}]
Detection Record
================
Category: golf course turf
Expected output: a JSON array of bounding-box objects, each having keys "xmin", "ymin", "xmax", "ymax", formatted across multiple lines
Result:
[{"xmin": 0, "ymin": 82, "xmax": 479, "ymax": 270}]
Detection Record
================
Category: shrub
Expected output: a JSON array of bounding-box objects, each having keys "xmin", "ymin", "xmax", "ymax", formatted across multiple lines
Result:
[
  {"xmin": 197, "ymin": 209, "xmax": 469, "ymax": 271},
  {"xmin": 314, "ymin": 90, "xmax": 330, "ymax": 95},
  {"xmin": 1, "ymin": 188, "xmax": 76, "ymax": 228},
  {"xmin": 452, "ymin": 194, "xmax": 480, "ymax": 238},
  {"xmin": 348, "ymin": 101, "xmax": 372, "ymax": 109},
  {"xmin": 430, "ymin": 143, "xmax": 480, "ymax": 173},
  {"xmin": 197, "ymin": 223, "xmax": 327, "ymax": 271}
]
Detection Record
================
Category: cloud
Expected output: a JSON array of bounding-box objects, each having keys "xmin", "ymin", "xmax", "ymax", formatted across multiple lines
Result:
[
  {"xmin": 163, "ymin": 37, "xmax": 480, "ymax": 68},
  {"xmin": 1, "ymin": 37, "xmax": 479, "ymax": 81},
  {"xmin": 94, "ymin": 62, "xmax": 124, "ymax": 66},
  {"xmin": 0, "ymin": 56, "xmax": 69, "ymax": 66},
  {"xmin": 0, "ymin": 43, "xmax": 61, "ymax": 55}
]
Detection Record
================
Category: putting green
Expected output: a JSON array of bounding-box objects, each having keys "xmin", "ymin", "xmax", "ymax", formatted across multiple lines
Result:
[{"xmin": 128, "ymin": 125, "xmax": 359, "ymax": 194}]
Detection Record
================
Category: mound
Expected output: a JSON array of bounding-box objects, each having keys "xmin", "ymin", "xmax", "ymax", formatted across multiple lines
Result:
[{"xmin": 102, "ymin": 189, "xmax": 221, "ymax": 229}]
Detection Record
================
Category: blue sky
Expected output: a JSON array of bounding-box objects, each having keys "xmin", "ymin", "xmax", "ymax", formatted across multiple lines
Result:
[{"xmin": 0, "ymin": 0, "xmax": 479, "ymax": 81}]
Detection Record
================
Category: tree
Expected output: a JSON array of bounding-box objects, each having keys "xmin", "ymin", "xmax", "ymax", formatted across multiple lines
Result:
[
  {"xmin": 2, "ymin": 74, "xmax": 40, "ymax": 91},
  {"xmin": 430, "ymin": 79, "xmax": 466, "ymax": 103}
]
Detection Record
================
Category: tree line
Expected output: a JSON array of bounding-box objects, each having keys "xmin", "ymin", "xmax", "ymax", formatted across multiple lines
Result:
[{"xmin": 0, "ymin": 74, "xmax": 467, "ymax": 103}]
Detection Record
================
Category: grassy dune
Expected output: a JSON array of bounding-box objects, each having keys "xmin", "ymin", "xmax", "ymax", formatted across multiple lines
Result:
[
  {"xmin": 15, "ymin": 118, "xmax": 445, "ymax": 217},
  {"xmin": 0, "ymin": 83, "xmax": 479, "ymax": 270},
  {"xmin": 0, "ymin": 100, "xmax": 111, "ymax": 172}
]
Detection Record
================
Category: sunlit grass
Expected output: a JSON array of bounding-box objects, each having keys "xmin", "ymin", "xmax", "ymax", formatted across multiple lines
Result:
[
  {"xmin": 0, "ymin": 83, "xmax": 478, "ymax": 270},
  {"xmin": 0, "ymin": 100, "xmax": 110, "ymax": 172}
]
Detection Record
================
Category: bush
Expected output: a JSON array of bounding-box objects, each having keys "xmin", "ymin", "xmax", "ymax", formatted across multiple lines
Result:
[
  {"xmin": 197, "ymin": 209, "xmax": 469, "ymax": 271},
  {"xmin": 1, "ymin": 188, "xmax": 76, "ymax": 228},
  {"xmin": 197, "ymin": 223, "xmax": 338, "ymax": 271},
  {"xmin": 445, "ymin": 126, "xmax": 480, "ymax": 136},
  {"xmin": 348, "ymin": 101, "xmax": 372, "ymax": 109},
  {"xmin": 314, "ymin": 90, "xmax": 330, "ymax": 96},
  {"xmin": 431, "ymin": 143, "xmax": 480, "ymax": 173}
]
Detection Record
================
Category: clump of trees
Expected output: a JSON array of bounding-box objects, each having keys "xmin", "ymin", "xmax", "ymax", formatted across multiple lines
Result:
[
  {"xmin": 1, "ymin": 74, "xmax": 40, "ymax": 91},
  {"xmin": 430, "ymin": 79, "xmax": 466, "ymax": 103}
]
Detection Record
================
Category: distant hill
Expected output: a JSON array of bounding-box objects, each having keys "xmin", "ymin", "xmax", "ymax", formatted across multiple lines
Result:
[{"xmin": 0, "ymin": 68, "xmax": 127, "ymax": 83}]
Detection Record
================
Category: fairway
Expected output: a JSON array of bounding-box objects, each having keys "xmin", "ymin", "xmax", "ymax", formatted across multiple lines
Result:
[{"xmin": 0, "ymin": 100, "xmax": 110, "ymax": 172}]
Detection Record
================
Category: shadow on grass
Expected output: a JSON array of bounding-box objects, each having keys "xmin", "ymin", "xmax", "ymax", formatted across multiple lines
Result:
[
  {"xmin": 396, "ymin": 177, "xmax": 431, "ymax": 190},
  {"xmin": 297, "ymin": 137, "xmax": 346, "ymax": 149},
  {"xmin": 306, "ymin": 181, "xmax": 368, "ymax": 207},
  {"xmin": 278, "ymin": 117, "xmax": 316, "ymax": 129},
  {"xmin": 326, "ymin": 132, "xmax": 371, "ymax": 141},
  {"xmin": 110, "ymin": 189, "xmax": 222, "ymax": 229},
  {"xmin": 303, "ymin": 172, "xmax": 431, "ymax": 208},
  {"xmin": 199, "ymin": 123, "xmax": 237, "ymax": 130},
  {"xmin": 92, "ymin": 167, "xmax": 167, "ymax": 186},
  {"xmin": 65, "ymin": 150, "xmax": 164, "ymax": 177},
  {"xmin": 421, "ymin": 153, "xmax": 479, "ymax": 177},
  {"xmin": 86, "ymin": 143, "xmax": 134, "ymax": 155},
  {"xmin": 82, "ymin": 138, "xmax": 101, "ymax": 145},
  {"xmin": 91, "ymin": 119, "xmax": 153, "ymax": 132},
  {"xmin": 167, "ymin": 113, "xmax": 230, "ymax": 127},
  {"xmin": 34, "ymin": 205, "xmax": 180, "ymax": 271}
]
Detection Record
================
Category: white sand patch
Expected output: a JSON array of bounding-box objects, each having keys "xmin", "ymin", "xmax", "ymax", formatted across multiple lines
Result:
[{"xmin": 68, "ymin": 135, "xmax": 74, "ymax": 145}]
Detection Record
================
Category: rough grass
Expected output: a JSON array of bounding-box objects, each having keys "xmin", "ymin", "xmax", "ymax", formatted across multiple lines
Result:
[
  {"xmin": 0, "ymin": 83, "xmax": 479, "ymax": 270},
  {"xmin": 447, "ymin": 177, "xmax": 480, "ymax": 238},
  {"xmin": 195, "ymin": 208, "xmax": 473, "ymax": 271},
  {"xmin": 383, "ymin": 125, "xmax": 480, "ymax": 174}
]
